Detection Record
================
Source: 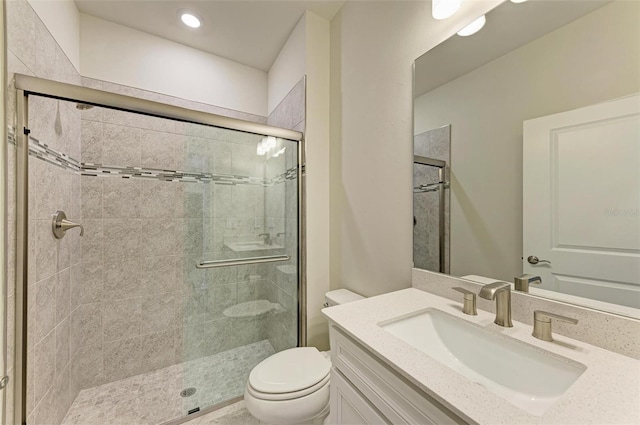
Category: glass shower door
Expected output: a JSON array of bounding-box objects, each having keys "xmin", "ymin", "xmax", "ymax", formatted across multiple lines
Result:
[
  {"xmin": 413, "ymin": 158, "xmax": 448, "ymax": 273},
  {"xmin": 17, "ymin": 90, "xmax": 301, "ymax": 425},
  {"xmin": 178, "ymin": 123, "xmax": 299, "ymax": 416}
]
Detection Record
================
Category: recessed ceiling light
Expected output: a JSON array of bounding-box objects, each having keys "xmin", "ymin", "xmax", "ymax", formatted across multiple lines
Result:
[
  {"xmin": 180, "ymin": 11, "xmax": 201, "ymax": 28},
  {"xmin": 432, "ymin": 0, "xmax": 462, "ymax": 20},
  {"xmin": 457, "ymin": 15, "xmax": 486, "ymax": 37}
]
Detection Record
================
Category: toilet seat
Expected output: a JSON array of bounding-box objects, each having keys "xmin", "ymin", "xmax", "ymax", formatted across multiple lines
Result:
[
  {"xmin": 248, "ymin": 347, "xmax": 331, "ymax": 395},
  {"xmin": 247, "ymin": 373, "xmax": 330, "ymax": 401}
]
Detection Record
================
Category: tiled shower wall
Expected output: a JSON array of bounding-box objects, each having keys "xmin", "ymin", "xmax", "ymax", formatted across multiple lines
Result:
[
  {"xmin": 414, "ymin": 125, "xmax": 450, "ymax": 274},
  {"xmin": 263, "ymin": 77, "xmax": 305, "ymax": 352},
  {"xmin": 6, "ymin": 0, "xmax": 83, "ymax": 424}
]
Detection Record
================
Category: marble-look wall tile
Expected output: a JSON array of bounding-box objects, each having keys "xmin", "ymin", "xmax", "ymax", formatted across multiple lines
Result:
[
  {"xmin": 141, "ymin": 294, "xmax": 175, "ymax": 335},
  {"xmin": 140, "ymin": 180, "xmax": 176, "ymax": 218},
  {"xmin": 103, "ymin": 258, "xmax": 142, "ymax": 300},
  {"xmin": 70, "ymin": 343, "xmax": 104, "ymax": 394},
  {"xmin": 102, "ymin": 123, "xmax": 142, "ymax": 166},
  {"xmin": 141, "ymin": 130, "xmax": 180, "ymax": 170},
  {"xmin": 102, "ymin": 298, "xmax": 142, "ymax": 342},
  {"xmin": 102, "ymin": 178, "xmax": 141, "ymax": 218},
  {"xmin": 103, "ymin": 336, "xmax": 141, "ymax": 381},
  {"xmin": 141, "ymin": 255, "xmax": 178, "ymax": 294},
  {"xmin": 139, "ymin": 330, "xmax": 175, "ymax": 373},
  {"xmin": 74, "ymin": 261, "xmax": 102, "ymax": 308},
  {"xmin": 56, "ymin": 268, "xmax": 71, "ymax": 323},
  {"xmin": 70, "ymin": 303, "xmax": 102, "ymax": 355},
  {"xmin": 55, "ymin": 318, "xmax": 70, "ymax": 373},
  {"xmin": 35, "ymin": 273, "xmax": 57, "ymax": 342},
  {"xmin": 6, "ymin": 0, "xmax": 37, "ymax": 72},
  {"xmin": 81, "ymin": 120, "xmax": 103, "ymax": 164},
  {"xmin": 33, "ymin": 329, "xmax": 55, "ymax": 405}
]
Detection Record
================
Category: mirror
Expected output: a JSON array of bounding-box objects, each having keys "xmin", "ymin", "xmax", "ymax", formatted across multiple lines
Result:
[{"xmin": 413, "ymin": 0, "xmax": 640, "ymax": 318}]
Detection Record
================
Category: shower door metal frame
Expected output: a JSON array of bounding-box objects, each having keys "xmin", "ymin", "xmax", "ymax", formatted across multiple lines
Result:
[
  {"xmin": 13, "ymin": 74, "xmax": 307, "ymax": 425},
  {"xmin": 413, "ymin": 155, "xmax": 447, "ymax": 273}
]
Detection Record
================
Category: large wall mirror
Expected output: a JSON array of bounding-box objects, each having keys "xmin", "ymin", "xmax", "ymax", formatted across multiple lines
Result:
[{"xmin": 413, "ymin": 0, "xmax": 639, "ymax": 318}]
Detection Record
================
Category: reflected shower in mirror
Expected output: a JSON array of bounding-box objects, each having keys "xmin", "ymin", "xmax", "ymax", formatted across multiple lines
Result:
[
  {"xmin": 413, "ymin": 0, "xmax": 640, "ymax": 318},
  {"xmin": 413, "ymin": 125, "xmax": 450, "ymax": 274}
]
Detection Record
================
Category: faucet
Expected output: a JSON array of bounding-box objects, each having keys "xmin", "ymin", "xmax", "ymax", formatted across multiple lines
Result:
[
  {"xmin": 478, "ymin": 282, "xmax": 513, "ymax": 327},
  {"xmin": 258, "ymin": 233, "xmax": 272, "ymax": 245},
  {"xmin": 514, "ymin": 274, "xmax": 541, "ymax": 293}
]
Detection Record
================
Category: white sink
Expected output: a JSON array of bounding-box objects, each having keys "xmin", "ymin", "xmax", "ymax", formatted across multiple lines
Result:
[
  {"xmin": 225, "ymin": 241, "xmax": 283, "ymax": 252},
  {"xmin": 380, "ymin": 309, "xmax": 586, "ymax": 416}
]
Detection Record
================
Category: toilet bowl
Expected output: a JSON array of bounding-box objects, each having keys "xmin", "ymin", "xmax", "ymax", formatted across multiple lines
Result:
[{"xmin": 244, "ymin": 289, "xmax": 364, "ymax": 425}]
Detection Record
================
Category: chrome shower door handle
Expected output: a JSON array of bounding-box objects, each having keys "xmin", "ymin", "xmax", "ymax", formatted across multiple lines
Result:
[
  {"xmin": 527, "ymin": 255, "xmax": 551, "ymax": 265},
  {"xmin": 52, "ymin": 210, "xmax": 84, "ymax": 239}
]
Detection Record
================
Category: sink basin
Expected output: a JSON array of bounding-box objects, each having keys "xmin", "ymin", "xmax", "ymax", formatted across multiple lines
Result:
[
  {"xmin": 379, "ymin": 309, "xmax": 586, "ymax": 416},
  {"xmin": 225, "ymin": 241, "xmax": 283, "ymax": 252}
]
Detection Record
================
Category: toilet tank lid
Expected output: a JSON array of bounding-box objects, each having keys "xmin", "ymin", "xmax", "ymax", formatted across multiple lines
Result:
[{"xmin": 325, "ymin": 289, "xmax": 364, "ymax": 306}]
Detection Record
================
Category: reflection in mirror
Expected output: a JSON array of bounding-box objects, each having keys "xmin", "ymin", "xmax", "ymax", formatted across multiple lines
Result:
[
  {"xmin": 413, "ymin": 0, "xmax": 640, "ymax": 318},
  {"xmin": 413, "ymin": 126, "xmax": 450, "ymax": 273}
]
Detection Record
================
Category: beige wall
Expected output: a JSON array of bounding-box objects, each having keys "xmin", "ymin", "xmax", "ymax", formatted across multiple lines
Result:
[
  {"xmin": 80, "ymin": 14, "xmax": 268, "ymax": 116},
  {"xmin": 414, "ymin": 1, "xmax": 640, "ymax": 282},
  {"xmin": 329, "ymin": 1, "xmax": 500, "ymax": 298},
  {"xmin": 304, "ymin": 12, "xmax": 331, "ymax": 349}
]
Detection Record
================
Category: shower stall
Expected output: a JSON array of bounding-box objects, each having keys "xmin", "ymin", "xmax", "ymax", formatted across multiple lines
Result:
[
  {"xmin": 11, "ymin": 74, "xmax": 305, "ymax": 425},
  {"xmin": 413, "ymin": 124, "xmax": 450, "ymax": 274}
]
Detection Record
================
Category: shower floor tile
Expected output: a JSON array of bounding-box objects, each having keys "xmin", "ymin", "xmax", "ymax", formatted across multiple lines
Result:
[{"xmin": 61, "ymin": 340, "xmax": 275, "ymax": 425}]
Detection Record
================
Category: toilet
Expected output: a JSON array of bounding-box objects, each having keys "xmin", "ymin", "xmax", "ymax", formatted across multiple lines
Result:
[{"xmin": 244, "ymin": 289, "xmax": 364, "ymax": 425}]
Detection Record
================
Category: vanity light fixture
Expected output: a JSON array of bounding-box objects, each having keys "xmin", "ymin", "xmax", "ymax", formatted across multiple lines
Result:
[
  {"xmin": 510, "ymin": 0, "xmax": 528, "ymax": 3},
  {"xmin": 179, "ymin": 10, "xmax": 201, "ymax": 28},
  {"xmin": 457, "ymin": 15, "xmax": 486, "ymax": 37},
  {"xmin": 432, "ymin": 0, "xmax": 462, "ymax": 20}
]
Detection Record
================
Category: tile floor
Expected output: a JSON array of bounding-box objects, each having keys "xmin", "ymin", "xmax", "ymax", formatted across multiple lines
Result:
[{"xmin": 61, "ymin": 340, "xmax": 274, "ymax": 425}]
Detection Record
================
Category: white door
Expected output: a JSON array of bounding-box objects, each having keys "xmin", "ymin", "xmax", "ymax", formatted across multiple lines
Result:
[{"xmin": 523, "ymin": 94, "xmax": 640, "ymax": 309}]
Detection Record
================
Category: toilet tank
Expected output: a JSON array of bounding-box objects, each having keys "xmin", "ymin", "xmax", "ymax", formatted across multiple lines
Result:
[{"xmin": 324, "ymin": 289, "xmax": 364, "ymax": 307}]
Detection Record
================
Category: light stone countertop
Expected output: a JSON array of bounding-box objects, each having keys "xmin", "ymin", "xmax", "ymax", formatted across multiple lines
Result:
[{"xmin": 322, "ymin": 288, "xmax": 640, "ymax": 425}]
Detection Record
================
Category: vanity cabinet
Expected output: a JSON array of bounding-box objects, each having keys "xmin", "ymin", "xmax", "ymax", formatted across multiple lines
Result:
[{"xmin": 329, "ymin": 326, "xmax": 467, "ymax": 425}]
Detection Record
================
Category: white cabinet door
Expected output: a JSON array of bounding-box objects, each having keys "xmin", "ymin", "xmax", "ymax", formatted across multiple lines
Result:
[
  {"xmin": 523, "ymin": 94, "xmax": 640, "ymax": 308},
  {"xmin": 330, "ymin": 369, "xmax": 389, "ymax": 425}
]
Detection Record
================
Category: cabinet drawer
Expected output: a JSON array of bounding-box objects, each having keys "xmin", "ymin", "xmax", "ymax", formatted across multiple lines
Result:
[
  {"xmin": 331, "ymin": 326, "xmax": 467, "ymax": 425},
  {"xmin": 330, "ymin": 368, "xmax": 390, "ymax": 425}
]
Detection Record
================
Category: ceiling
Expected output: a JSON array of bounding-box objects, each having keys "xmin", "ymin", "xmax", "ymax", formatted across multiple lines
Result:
[
  {"xmin": 414, "ymin": 0, "xmax": 611, "ymax": 97},
  {"xmin": 74, "ymin": 0, "xmax": 345, "ymax": 71}
]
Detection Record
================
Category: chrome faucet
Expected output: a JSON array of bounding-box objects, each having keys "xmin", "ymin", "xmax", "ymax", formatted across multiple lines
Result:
[
  {"xmin": 514, "ymin": 274, "xmax": 541, "ymax": 293},
  {"xmin": 478, "ymin": 282, "xmax": 513, "ymax": 327},
  {"xmin": 258, "ymin": 233, "xmax": 272, "ymax": 245}
]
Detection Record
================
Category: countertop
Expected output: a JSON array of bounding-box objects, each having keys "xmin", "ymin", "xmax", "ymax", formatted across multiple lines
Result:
[{"xmin": 322, "ymin": 288, "xmax": 640, "ymax": 425}]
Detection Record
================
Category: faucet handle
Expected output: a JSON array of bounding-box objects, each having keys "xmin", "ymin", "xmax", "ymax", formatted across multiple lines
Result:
[
  {"xmin": 514, "ymin": 274, "xmax": 542, "ymax": 293},
  {"xmin": 452, "ymin": 287, "xmax": 477, "ymax": 315},
  {"xmin": 532, "ymin": 310, "xmax": 578, "ymax": 341}
]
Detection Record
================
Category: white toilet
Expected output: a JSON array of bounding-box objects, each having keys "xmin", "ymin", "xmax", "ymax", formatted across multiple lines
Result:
[{"xmin": 244, "ymin": 289, "xmax": 364, "ymax": 425}]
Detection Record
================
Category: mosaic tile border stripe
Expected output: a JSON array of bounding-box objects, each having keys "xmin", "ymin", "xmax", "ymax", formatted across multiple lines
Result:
[{"xmin": 8, "ymin": 129, "xmax": 299, "ymax": 185}]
